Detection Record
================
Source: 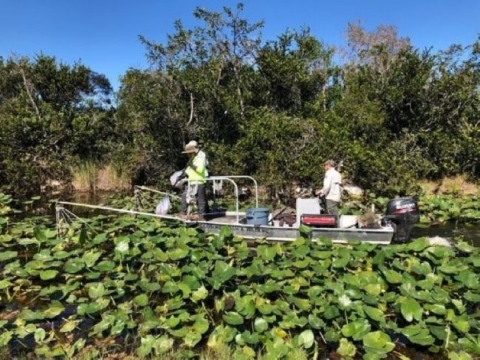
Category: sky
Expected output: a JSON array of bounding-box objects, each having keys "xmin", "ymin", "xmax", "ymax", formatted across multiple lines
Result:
[{"xmin": 1, "ymin": 0, "xmax": 479, "ymax": 91}]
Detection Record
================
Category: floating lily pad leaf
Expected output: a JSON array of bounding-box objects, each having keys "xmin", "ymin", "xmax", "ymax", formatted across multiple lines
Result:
[
  {"xmin": 287, "ymin": 296, "xmax": 311, "ymax": 311},
  {"xmin": 88, "ymin": 283, "xmax": 106, "ymax": 299},
  {"xmin": 166, "ymin": 297, "xmax": 184, "ymax": 311},
  {"xmin": 298, "ymin": 225, "xmax": 312, "ymax": 237},
  {"xmin": 257, "ymin": 245, "xmax": 278, "ymax": 261},
  {"xmin": 332, "ymin": 255, "xmax": 350, "ymax": 268},
  {"xmin": 456, "ymin": 241, "xmax": 475, "ymax": 253},
  {"xmin": 125, "ymin": 273, "xmax": 139, "ymax": 282},
  {"xmin": 453, "ymin": 317, "xmax": 470, "ymax": 333},
  {"xmin": 364, "ymin": 305, "xmax": 385, "ymax": 323},
  {"xmin": 208, "ymin": 325, "xmax": 237, "ymax": 348},
  {"xmin": 43, "ymin": 300, "xmax": 65, "ymax": 318},
  {"xmin": 439, "ymin": 262, "xmax": 468, "ymax": 275},
  {"xmin": 60, "ymin": 319, "xmax": 79, "ymax": 333},
  {"xmin": 382, "ymin": 269, "xmax": 403, "ymax": 284},
  {"xmin": 407, "ymin": 238, "xmax": 430, "ymax": 252},
  {"xmin": 258, "ymin": 281, "xmax": 282, "ymax": 294},
  {"xmin": 169, "ymin": 248, "xmax": 189, "ymax": 261},
  {"xmin": 184, "ymin": 331, "xmax": 202, "ymax": 347},
  {"xmin": 401, "ymin": 298, "xmax": 423, "ymax": 322},
  {"xmin": 34, "ymin": 328, "xmax": 46, "ymax": 343},
  {"xmin": 0, "ymin": 251, "xmax": 18, "ymax": 262},
  {"xmin": 337, "ymin": 338, "xmax": 356, "ymax": 358},
  {"xmin": 18, "ymin": 238, "xmax": 40, "ymax": 246},
  {"xmin": 254, "ymin": 318, "xmax": 268, "ymax": 333},
  {"xmin": 400, "ymin": 324, "xmax": 435, "ymax": 346},
  {"xmin": 341, "ymin": 319, "xmax": 371, "ymax": 341},
  {"xmin": 291, "ymin": 244, "xmax": 311, "ymax": 258},
  {"xmin": 429, "ymin": 325, "xmax": 447, "ymax": 340},
  {"xmin": 94, "ymin": 260, "xmax": 115, "ymax": 272},
  {"xmin": 191, "ymin": 285, "xmax": 208, "ymax": 303},
  {"xmin": 297, "ymin": 329, "xmax": 314, "ymax": 349},
  {"xmin": 424, "ymin": 303, "xmax": 446, "ymax": 315},
  {"xmin": 211, "ymin": 261, "xmax": 236, "ymax": 289},
  {"xmin": 39, "ymin": 285, "xmax": 61, "ymax": 296},
  {"xmin": 178, "ymin": 283, "xmax": 191, "ymax": 298},
  {"xmin": 34, "ymin": 227, "xmax": 47, "ymax": 241},
  {"xmin": 20, "ymin": 309, "xmax": 45, "ymax": 321},
  {"xmin": 162, "ymin": 281, "xmax": 179, "ymax": 294},
  {"xmin": 293, "ymin": 258, "xmax": 310, "ymax": 269},
  {"xmin": 324, "ymin": 329, "xmax": 340, "ymax": 342},
  {"xmin": 464, "ymin": 291, "xmax": 480, "ymax": 302},
  {"xmin": 308, "ymin": 315, "xmax": 325, "ymax": 329},
  {"xmin": 82, "ymin": 250, "xmax": 102, "ymax": 267},
  {"xmin": 455, "ymin": 271, "xmax": 479, "ymax": 290},
  {"xmin": 223, "ymin": 312, "xmax": 244, "ymax": 325},
  {"xmin": 458, "ymin": 336, "xmax": 480, "ymax": 354},
  {"xmin": 324, "ymin": 305, "xmax": 340, "ymax": 320},
  {"xmin": 15, "ymin": 323, "xmax": 38, "ymax": 339},
  {"xmin": 92, "ymin": 232, "xmax": 108, "ymax": 244},
  {"xmin": 364, "ymin": 283, "xmax": 382, "ymax": 296},
  {"xmin": 0, "ymin": 279, "xmax": 13, "ymax": 289},
  {"xmin": 53, "ymin": 250, "xmax": 70, "ymax": 260},
  {"xmin": 137, "ymin": 335, "xmax": 156, "ymax": 357},
  {"xmin": 134, "ymin": 294, "xmax": 149, "ymax": 307},
  {"xmin": 115, "ymin": 240, "xmax": 130, "ymax": 254},
  {"xmin": 33, "ymin": 250, "xmax": 53, "ymax": 262},
  {"xmin": 64, "ymin": 258, "xmax": 85, "ymax": 273},
  {"xmin": 77, "ymin": 298, "xmax": 110, "ymax": 315},
  {"xmin": 363, "ymin": 331, "xmax": 395, "ymax": 357},
  {"xmin": 40, "ymin": 270, "xmax": 58, "ymax": 280}
]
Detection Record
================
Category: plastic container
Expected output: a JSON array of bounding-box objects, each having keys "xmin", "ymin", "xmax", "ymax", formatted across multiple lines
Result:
[{"xmin": 246, "ymin": 207, "xmax": 270, "ymax": 226}]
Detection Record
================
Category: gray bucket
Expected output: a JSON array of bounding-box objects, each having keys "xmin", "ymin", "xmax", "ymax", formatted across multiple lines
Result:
[{"xmin": 246, "ymin": 207, "xmax": 270, "ymax": 225}]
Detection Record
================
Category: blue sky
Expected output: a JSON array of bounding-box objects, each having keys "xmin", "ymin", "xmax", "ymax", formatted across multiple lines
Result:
[{"xmin": 1, "ymin": 0, "xmax": 479, "ymax": 91}]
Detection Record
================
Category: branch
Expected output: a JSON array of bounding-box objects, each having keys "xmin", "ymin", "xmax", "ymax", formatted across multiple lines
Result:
[
  {"xmin": 19, "ymin": 67, "xmax": 41, "ymax": 120},
  {"xmin": 186, "ymin": 92, "xmax": 194, "ymax": 126}
]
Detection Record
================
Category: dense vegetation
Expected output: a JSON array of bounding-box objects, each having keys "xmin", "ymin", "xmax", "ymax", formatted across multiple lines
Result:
[
  {"xmin": 0, "ymin": 194, "xmax": 479, "ymax": 359},
  {"xmin": 0, "ymin": 3, "xmax": 478, "ymax": 200}
]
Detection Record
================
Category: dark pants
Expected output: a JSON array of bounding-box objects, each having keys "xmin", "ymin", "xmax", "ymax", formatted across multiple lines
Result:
[
  {"xmin": 326, "ymin": 200, "xmax": 339, "ymax": 216},
  {"xmin": 181, "ymin": 184, "xmax": 207, "ymax": 215}
]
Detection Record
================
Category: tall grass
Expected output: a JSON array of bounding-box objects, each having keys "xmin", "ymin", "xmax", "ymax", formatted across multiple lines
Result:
[{"xmin": 71, "ymin": 160, "xmax": 130, "ymax": 192}]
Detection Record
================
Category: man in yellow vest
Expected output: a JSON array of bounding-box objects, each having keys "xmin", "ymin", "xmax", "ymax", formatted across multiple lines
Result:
[{"xmin": 181, "ymin": 141, "xmax": 208, "ymax": 219}]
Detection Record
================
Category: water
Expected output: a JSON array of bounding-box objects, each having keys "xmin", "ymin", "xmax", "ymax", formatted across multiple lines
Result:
[{"xmin": 412, "ymin": 223, "xmax": 480, "ymax": 246}]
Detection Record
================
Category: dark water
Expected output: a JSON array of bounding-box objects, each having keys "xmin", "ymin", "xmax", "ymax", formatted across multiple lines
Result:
[{"xmin": 412, "ymin": 223, "xmax": 480, "ymax": 247}]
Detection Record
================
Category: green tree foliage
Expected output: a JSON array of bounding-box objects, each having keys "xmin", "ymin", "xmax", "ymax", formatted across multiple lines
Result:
[
  {"xmin": 0, "ymin": 55, "xmax": 114, "ymax": 197},
  {"xmin": 1, "ymin": 3, "xmax": 479, "ymax": 198}
]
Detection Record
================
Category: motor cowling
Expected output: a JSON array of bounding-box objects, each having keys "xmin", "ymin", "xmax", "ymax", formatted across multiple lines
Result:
[{"xmin": 385, "ymin": 197, "xmax": 420, "ymax": 243}]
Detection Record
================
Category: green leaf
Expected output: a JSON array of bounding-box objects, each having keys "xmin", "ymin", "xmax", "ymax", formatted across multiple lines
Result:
[
  {"xmin": 88, "ymin": 283, "xmax": 106, "ymax": 299},
  {"xmin": 134, "ymin": 294, "xmax": 149, "ymax": 307},
  {"xmin": 400, "ymin": 324, "xmax": 435, "ymax": 346},
  {"xmin": 337, "ymin": 338, "xmax": 356, "ymax": 358},
  {"xmin": 39, "ymin": 270, "xmax": 58, "ymax": 280},
  {"xmin": 254, "ymin": 318, "xmax": 268, "ymax": 333},
  {"xmin": 400, "ymin": 297, "xmax": 422, "ymax": 322},
  {"xmin": 223, "ymin": 312, "xmax": 244, "ymax": 325},
  {"xmin": 0, "ymin": 251, "xmax": 17, "ymax": 262},
  {"xmin": 43, "ymin": 300, "xmax": 65, "ymax": 318},
  {"xmin": 364, "ymin": 305, "xmax": 385, "ymax": 323},
  {"xmin": 363, "ymin": 331, "xmax": 395, "ymax": 356},
  {"xmin": 382, "ymin": 269, "xmax": 403, "ymax": 284},
  {"xmin": 298, "ymin": 330, "xmax": 314, "ymax": 348}
]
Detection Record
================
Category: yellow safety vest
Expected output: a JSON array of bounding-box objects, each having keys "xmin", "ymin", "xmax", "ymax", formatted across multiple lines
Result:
[{"xmin": 185, "ymin": 153, "xmax": 207, "ymax": 184}]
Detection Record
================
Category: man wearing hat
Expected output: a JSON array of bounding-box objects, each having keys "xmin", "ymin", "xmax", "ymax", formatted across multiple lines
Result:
[
  {"xmin": 316, "ymin": 160, "xmax": 342, "ymax": 216},
  {"xmin": 180, "ymin": 140, "xmax": 208, "ymax": 219}
]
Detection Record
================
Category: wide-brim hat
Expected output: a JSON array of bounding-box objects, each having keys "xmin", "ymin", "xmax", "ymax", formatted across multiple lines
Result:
[{"xmin": 182, "ymin": 140, "xmax": 198, "ymax": 154}]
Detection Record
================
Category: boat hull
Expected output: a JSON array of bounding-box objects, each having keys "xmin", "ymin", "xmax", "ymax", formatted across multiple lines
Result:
[{"xmin": 191, "ymin": 220, "xmax": 394, "ymax": 245}]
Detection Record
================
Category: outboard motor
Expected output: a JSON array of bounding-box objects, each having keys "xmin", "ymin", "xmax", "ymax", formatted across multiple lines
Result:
[{"xmin": 385, "ymin": 197, "xmax": 420, "ymax": 243}]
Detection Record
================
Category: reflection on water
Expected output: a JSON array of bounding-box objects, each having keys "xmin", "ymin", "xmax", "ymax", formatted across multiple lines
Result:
[{"xmin": 412, "ymin": 223, "xmax": 480, "ymax": 247}]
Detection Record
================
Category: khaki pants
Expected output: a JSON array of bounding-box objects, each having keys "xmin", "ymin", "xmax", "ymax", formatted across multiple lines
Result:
[{"xmin": 326, "ymin": 200, "xmax": 339, "ymax": 216}]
